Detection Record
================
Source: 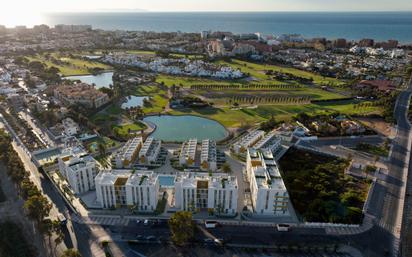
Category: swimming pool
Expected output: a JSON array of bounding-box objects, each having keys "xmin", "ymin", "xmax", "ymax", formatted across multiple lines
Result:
[{"xmin": 158, "ymin": 175, "xmax": 176, "ymax": 188}]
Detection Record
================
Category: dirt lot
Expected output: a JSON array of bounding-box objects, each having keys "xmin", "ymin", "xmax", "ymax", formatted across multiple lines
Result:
[{"xmin": 357, "ymin": 117, "xmax": 395, "ymax": 138}]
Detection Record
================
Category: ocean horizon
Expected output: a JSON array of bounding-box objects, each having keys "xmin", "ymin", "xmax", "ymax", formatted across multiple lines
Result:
[{"xmin": 5, "ymin": 12, "xmax": 412, "ymax": 43}]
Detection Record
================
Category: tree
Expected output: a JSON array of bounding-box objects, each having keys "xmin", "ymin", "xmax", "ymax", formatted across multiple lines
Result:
[
  {"xmin": 168, "ymin": 211, "xmax": 195, "ymax": 246},
  {"xmin": 222, "ymin": 163, "xmax": 231, "ymax": 173},
  {"xmin": 24, "ymin": 195, "xmax": 52, "ymax": 223},
  {"xmin": 60, "ymin": 248, "xmax": 82, "ymax": 257},
  {"xmin": 97, "ymin": 143, "xmax": 106, "ymax": 156}
]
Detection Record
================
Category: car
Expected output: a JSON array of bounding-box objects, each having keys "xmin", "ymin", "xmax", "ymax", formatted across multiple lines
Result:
[
  {"xmin": 144, "ymin": 219, "xmax": 150, "ymax": 226},
  {"xmin": 136, "ymin": 219, "xmax": 141, "ymax": 224},
  {"xmin": 145, "ymin": 235, "xmax": 156, "ymax": 241},
  {"xmin": 136, "ymin": 235, "xmax": 143, "ymax": 240},
  {"xmin": 203, "ymin": 238, "xmax": 214, "ymax": 244},
  {"xmin": 214, "ymin": 238, "xmax": 223, "ymax": 245}
]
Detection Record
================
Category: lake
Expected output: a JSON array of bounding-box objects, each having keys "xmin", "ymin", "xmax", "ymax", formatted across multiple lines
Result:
[
  {"xmin": 65, "ymin": 72, "xmax": 113, "ymax": 89},
  {"xmin": 121, "ymin": 96, "xmax": 149, "ymax": 109},
  {"xmin": 143, "ymin": 115, "xmax": 228, "ymax": 142}
]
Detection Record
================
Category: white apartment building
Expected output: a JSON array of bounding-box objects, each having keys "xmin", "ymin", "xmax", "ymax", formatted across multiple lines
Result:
[
  {"xmin": 254, "ymin": 131, "xmax": 282, "ymax": 155},
  {"xmin": 113, "ymin": 137, "xmax": 143, "ymax": 168},
  {"xmin": 179, "ymin": 138, "xmax": 198, "ymax": 167},
  {"xmin": 95, "ymin": 170, "xmax": 159, "ymax": 211},
  {"xmin": 138, "ymin": 137, "xmax": 161, "ymax": 165},
  {"xmin": 58, "ymin": 147, "xmax": 98, "ymax": 194},
  {"xmin": 233, "ymin": 130, "xmax": 265, "ymax": 154},
  {"xmin": 175, "ymin": 173, "xmax": 238, "ymax": 215},
  {"xmin": 200, "ymin": 139, "xmax": 217, "ymax": 172},
  {"xmin": 62, "ymin": 118, "xmax": 80, "ymax": 136},
  {"xmin": 246, "ymin": 148, "xmax": 289, "ymax": 216}
]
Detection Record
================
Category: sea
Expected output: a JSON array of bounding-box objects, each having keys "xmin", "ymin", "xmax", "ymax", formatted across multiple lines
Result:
[{"xmin": 21, "ymin": 12, "xmax": 412, "ymax": 43}]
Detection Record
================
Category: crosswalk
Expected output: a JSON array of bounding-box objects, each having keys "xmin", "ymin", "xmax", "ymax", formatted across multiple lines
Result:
[
  {"xmin": 376, "ymin": 219, "xmax": 400, "ymax": 234},
  {"xmin": 71, "ymin": 215, "xmax": 130, "ymax": 226},
  {"xmin": 325, "ymin": 217, "xmax": 374, "ymax": 235}
]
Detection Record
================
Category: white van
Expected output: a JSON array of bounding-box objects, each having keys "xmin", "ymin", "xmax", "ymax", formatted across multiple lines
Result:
[
  {"xmin": 204, "ymin": 220, "xmax": 219, "ymax": 229},
  {"xmin": 276, "ymin": 224, "xmax": 290, "ymax": 232}
]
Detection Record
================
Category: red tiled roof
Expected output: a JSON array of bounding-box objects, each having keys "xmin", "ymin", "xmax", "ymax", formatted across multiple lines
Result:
[{"xmin": 358, "ymin": 80, "xmax": 396, "ymax": 91}]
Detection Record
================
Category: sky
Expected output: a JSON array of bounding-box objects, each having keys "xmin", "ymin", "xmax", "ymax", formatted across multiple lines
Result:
[{"xmin": 3, "ymin": 0, "xmax": 412, "ymax": 13}]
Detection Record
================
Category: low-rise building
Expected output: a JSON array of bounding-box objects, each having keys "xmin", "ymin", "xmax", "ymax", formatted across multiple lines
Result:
[
  {"xmin": 254, "ymin": 131, "xmax": 282, "ymax": 155},
  {"xmin": 95, "ymin": 170, "xmax": 159, "ymax": 211},
  {"xmin": 54, "ymin": 83, "xmax": 109, "ymax": 109},
  {"xmin": 200, "ymin": 139, "xmax": 217, "ymax": 172},
  {"xmin": 138, "ymin": 137, "xmax": 161, "ymax": 165},
  {"xmin": 341, "ymin": 120, "xmax": 365, "ymax": 135},
  {"xmin": 58, "ymin": 147, "xmax": 98, "ymax": 194},
  {"xmin": 62, "ymin": 118, "xmax": 80, "ymax": 136},
  {"xmin": 113, "ymin": 137, "xmax": 143, "ymax": 168},
  {"xmin": 246, "ymin": 148, "xmax": 289, "ymax": 216},
  {"xmin": 233, "ymin": 130, "xmax": 265, "ymax": 154},
  {"xmin": 174, "ymin": 173, "xmax": 238, "ymax": 215},
  {"xmin": 179, "ymin": 138, "xmax": 198, "ymax": 167}
]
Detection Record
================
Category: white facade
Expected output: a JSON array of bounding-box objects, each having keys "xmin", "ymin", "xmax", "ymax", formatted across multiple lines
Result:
[
  {"xmin": 138, "ymin": 137, "xmax": 161, "ymax": 165},
  {"xmin": 175, "ymin": 173, "xmax": 238, "ymax": 215},
  {"xmin": 113, "ymin": 137, "xmax": 143, "ymax": 168},
  {"xmin": 233, "ymin": 130, "xmax": 265, "ymax": 154},
  {"xmin": 62, "ymin": 118, "xmax": 80, "ymax": 136},
  {"xmin": 95, "ymin": 170, "xmax": 159, "ymax": 211},
  {"xmin": 58, "ymin": 147, "xmax": 98, "ymax": 194},
  {"xmin": 200, "ymin": 139, "xmax": 217, "ymax": 172},
  {"xmin": 179, "ymin": 138, "xmax": 198, "ymax": 166},
  {"xmin": 246, "ymin": 148, "xmax": 289, "ymax": 216}
]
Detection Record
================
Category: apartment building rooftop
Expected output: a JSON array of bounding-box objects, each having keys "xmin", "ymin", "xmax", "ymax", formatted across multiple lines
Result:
[
  {"xmin": 233, "ymin": 130, "xmax": 265, "ymax": 152},
  {"xmin": 180, "ymin": 138, "xmax": 198, "ymax": 162},
  {"xmin": 248, "ymin": 148, "xmax": 287, "ymax": 191},
  {"xmin": 60, "ymin": 147, "xmax": 95, "ymax": 170},
  {"xmin": 115, "ymin": 137, "xmax": 142, "ymax": 163},
  {"xmin": 55, "ymin": 83, "xmax": 107, "ymax": 100},
  {"xmin": 139, "ymin": 137, "xmax": 161, "ymax": 158},
  {"xmin": 254, "ymin": 131, "xmax": 281, "ymax": 150},
  {"xmin": 95, "ymin": 169, "xmax": 157, "ymax": 187},
  {"xmin": 201, "ymin": 139, "xmax": 217, "ymax": 163},
  {"xmin": 175, "ymin": 172, "xmax": 237, "ymax": 190}
]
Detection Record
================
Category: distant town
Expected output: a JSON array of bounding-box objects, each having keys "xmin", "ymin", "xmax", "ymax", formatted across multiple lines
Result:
[{"xmin": 0, "ymin": 23, "xmax": 412, "ymax": 257}]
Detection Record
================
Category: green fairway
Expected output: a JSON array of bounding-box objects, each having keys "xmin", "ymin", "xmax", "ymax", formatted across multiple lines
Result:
[
  {"xmin": 113, "ymin": 122, "xmax": 147, "ymax": 137},
  {"xmin": 134, "ymin": 85, "xmax": 169, "ymax": 114},
  {"xmin": 219, "ymin": 59, "xmax": 345, "ymax": 86},
  {"xmin": 170, "ymin": 100, "xmax": 382, "ymax": 128},
  {"xmin": 26, "ymin": 53, "xmax": 112, "ymax": 76}
]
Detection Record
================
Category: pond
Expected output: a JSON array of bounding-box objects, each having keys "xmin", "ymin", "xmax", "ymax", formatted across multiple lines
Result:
[
  {"xmin": 158, "ymin": 175, "xmax": 176, "ymax": 188},
  {"xmin": 121, "ymin": 95, "xmax": 149, "ymax": 109},
  {"xmin": 65, "ymin": 72, "xmax": 113, "ymax": 89},
  {"xmin": 143, "ymin": 115, "xmax": 228, "ymax": 142}
]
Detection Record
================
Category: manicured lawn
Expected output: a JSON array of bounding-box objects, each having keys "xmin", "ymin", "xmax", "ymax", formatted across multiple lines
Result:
[
  {"xmin": 134, "ymin": 85, "xmax": 169, "ymax": 114},
  {"xmin": 156, "ymin": 74, "xmax": 246, "ymax": 88},
  {"xmin": 126, "ymin": 50, "xmax": 156, "ymax": 55},
  {"xmin": 26, "ymin": 53, "xmax": 111, "ymax": 76},
  {"xmin": 170, "ymin": 100, "xmax": 382, "ymax": 128},
  {"xmin": 113, "ymin": 122, "xmax": 147, "ymax": 137},
  {"xmin": 219, "ymin": 59, "xmax": 345, "ymax": 86}
]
